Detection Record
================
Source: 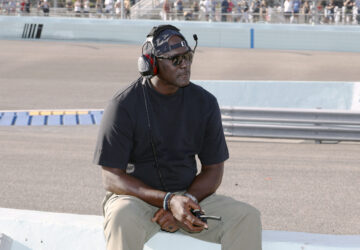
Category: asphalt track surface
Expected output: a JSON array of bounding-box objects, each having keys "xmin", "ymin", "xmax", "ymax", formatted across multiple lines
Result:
[{"xmin": 0, "ymin": 40, "xmax": 359, "ymax": 235}]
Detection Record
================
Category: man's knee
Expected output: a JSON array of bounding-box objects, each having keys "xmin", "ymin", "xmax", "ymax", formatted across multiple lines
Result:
[
  {"xmin": 218, "ymin": 200, "xmax": 262, "ymax": 249},
  {"xmin": 229, "ymin": 201, "xmax": 261, "ymax": 227},
  {"xmin": 104, "ymin": 198, "xmax": 138, "ymax": 231},
  {"xmin": 103, "ymin": 197, "xmax": 159, "ymax": 250},
  {"xmin": 244, "ymin": 204, "xmax": 261, "ymax": 225},
  {"xmin": 245, "ymin": 202, "xmax": 261, "ymax": 215}
]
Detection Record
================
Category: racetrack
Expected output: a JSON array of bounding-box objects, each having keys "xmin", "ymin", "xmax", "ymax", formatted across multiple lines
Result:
[
  {"xmin": 1, "ymin": 40, "xmax": 360, "ymax": 109},
  {"xmin": 0, "ymin": 40, "xmax": 359, "ymax": 235}
]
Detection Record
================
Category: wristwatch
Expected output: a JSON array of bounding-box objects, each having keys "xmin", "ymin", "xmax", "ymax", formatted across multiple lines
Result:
[{"xmin": 184, "ymin": 192, "xmax": 198, "ymax": 204}]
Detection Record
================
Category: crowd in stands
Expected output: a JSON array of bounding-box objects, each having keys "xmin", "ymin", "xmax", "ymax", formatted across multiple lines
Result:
[
  {"xmin": 160, "ymin": 0, "xmax": 360, "ymax": 24},
  {"xmin": 281, "ymin": 0, "xmax": 360, "ymax": 24},
  {"xmin": 0, "ymin": 0, "xmax": 132, "ymax": 17},
  {"xmin": 68, "ymin": 0, "xmax": 132, "ymax": 18},
  {"xmin": 1, "ymin": 0, "xmax": 51, "ymax": 16},
  {"xmin": 1, "ymin": 0, "xmax": 359, "ymax": 24}
]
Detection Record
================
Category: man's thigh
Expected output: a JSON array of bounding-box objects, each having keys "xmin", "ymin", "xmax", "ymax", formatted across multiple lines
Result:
[
  {"xmin": 103, "ymin": 193, "xmax": 160, "ymax": 244},
  {"xmin": 180, "ymin": 193, "xmax": 261, "ymax": 244}
]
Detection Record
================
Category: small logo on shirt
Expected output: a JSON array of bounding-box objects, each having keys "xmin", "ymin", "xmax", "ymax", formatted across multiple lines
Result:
[{"xmin": 126, "ymin": 164, "xmax": 135, "ymax": 174}]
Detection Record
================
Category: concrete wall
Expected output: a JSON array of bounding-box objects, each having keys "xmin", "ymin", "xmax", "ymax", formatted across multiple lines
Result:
[
  {"xmin": 1, "ymin": 208, "xmax": 360, "ymax": 250},
  {"xmin": 194, "ymin": 81, "xmax": 360, "ymax": 110},
  {"xmin": 1, "ymin": 16, "xmax": 360, "ymax": 52}
]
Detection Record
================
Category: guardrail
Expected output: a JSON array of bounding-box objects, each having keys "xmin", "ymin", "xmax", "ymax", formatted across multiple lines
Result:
[
  {"xmin": 221, "ymin": 107, "xmax": 360, "ymax": 142},
  {"xmin": 2, "ymin": 108, "xmax": 360, "ymax": 142}
]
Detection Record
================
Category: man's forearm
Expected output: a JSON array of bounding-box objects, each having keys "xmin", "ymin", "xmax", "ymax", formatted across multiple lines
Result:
[
  {"xmin": 102, "ymin": 166, "xmax": 166, "ymax": 208},
  {"xmin": 102, "ymin": 165, "xmax": 215, "ymax": 232},
  {"xmin": 102, "ymin": 162, "xmax": 224, "ymax": 208},
  {"xmin": 185, "ymin": 162, "xmax": 224, "ymax": 202}
]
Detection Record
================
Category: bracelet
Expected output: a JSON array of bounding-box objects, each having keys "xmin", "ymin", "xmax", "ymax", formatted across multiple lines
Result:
[
  {"xmin": 163, "ymin": 192, "xmax": 173, "ymax": 211},
  {"xmin": 184, "ymin": 192, "xmax": 198, "ymax": 204},
  {"xmin": 167, "ymin": 194, "xmax": 175, "ymax": 212}
]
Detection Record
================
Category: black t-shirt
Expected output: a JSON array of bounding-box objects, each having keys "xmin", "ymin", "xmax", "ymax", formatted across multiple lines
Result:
[{"xmin": 93, "ymin": 77, "xmax": 229, "ymax": 192}]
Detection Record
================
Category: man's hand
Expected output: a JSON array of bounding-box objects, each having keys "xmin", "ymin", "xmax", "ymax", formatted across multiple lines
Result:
[
  {"xmin": 169, "ymin": 195, "xmax": 208, "ymax": 233},
  {"xmin": 152, "ymin": 208, "xmax": 179, "ymax": 233}
]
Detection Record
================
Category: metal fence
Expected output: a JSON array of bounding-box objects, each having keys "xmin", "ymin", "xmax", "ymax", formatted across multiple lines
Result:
[
  {"xmin": 221, "ymin": 107, "xmax": 360, "ymax": 142},
  {"xmin": 132, "ymin": 6, "xmax": 360, "ymax": 25}
]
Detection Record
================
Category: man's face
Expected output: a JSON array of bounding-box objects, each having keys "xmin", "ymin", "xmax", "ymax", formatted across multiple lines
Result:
[{"xmin": 156, "ymin": 36, "xmax": 192, "ymax": 89}]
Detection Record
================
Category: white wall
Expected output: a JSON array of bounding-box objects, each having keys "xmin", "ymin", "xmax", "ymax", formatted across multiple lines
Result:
[
  {"xmin": 194, "ymin": 81, "xmax": 360, "ymax": 110},
  {"xmin": 1, "ymin": 208, "xmax": 360, "ymax": 250},
  {"xmin": 1, "ymin": 16, "xmax": 360, "ymax": 52}
]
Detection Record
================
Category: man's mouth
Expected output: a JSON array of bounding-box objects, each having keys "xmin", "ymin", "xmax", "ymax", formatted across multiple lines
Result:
[{"xmin": 178, "ymin": 72, "xmax": 190, "ymax": 78}]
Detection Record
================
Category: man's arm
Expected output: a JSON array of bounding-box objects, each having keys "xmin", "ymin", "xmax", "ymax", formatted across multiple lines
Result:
[
  {"xmin": 171, "ymin": 162, "xmax": 224, "ymax": 206},
  {"xmin": 188, "ymin": 162, "xmax": 224, "ymax": 201},
  {"xmin": 101, "ymin": 166, "xmax": 166, "ymax": 208},
  {"xmin": 102, "ymin": 166, "xmax": 179, "ymax": 231},
  {"xmin": 155, "ymin": 162, "xmax": 224, "ymax": 233},
  {"xmin": 167, "ymin": 162, "xmax": 223, "ymax": 232},
  {"xmin": 102, "ymin": 166, "xmax": 208, "ymax": 232}
]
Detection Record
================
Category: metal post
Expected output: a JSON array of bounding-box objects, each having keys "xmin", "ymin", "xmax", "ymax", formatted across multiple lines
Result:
[
  {"xmin": 121, "ymin": 0, "xmax": 124, "ymax": 18},
  {"xmin": 137, "ymin": 0, "xmax": 140, "ymax": 19},
  {"xmin": 314, "ymin": 0, "xmax": 319, "ymax": 24},
  {"xmin": 281, "ymin": 0, "xmax": 285, "ymax": 23}
]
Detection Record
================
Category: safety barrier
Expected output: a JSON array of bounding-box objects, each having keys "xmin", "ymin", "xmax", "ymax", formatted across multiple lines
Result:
[
  {"xmin": 221, "ymin": 107, "xmax": 360, "ymax": 142},
  {"xmin": 1, "ymin": 16, "xmax": 360, "ymax": 52},
  {"xmin": 2, "ymin": 107, "xmax": 360, "ymax": 142}
]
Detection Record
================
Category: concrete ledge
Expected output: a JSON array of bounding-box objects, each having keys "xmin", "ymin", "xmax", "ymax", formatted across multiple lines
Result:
[
  {"xmin": 0, "ymin": 208, "xmax": 104, "ymax": 250},
  {"xmin": 1, "ymin": 208, "xmax": 359, "ymax": 250}
]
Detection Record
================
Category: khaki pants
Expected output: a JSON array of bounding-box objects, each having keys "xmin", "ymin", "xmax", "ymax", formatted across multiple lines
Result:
[{"xmin": 103, "ymin": 193, "xmax": 262, "ymax": 250}]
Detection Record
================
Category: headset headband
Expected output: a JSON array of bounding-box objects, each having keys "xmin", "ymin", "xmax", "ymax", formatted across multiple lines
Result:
[
  {"xmin": 147, "ymin": 25, "xmax": 180, "ymax": 38},
  {"xmin": 145, "ymin": 25, "xmax": 190, "ymax": 56}
]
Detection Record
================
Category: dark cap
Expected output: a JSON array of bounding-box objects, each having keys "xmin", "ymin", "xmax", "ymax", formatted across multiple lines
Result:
[{"xmin": 145, "ymin": 25, "xmax": 191, "ymax": 56}]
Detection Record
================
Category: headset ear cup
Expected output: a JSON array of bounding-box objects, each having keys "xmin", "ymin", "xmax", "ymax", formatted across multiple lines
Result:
[
  {"xmin": 138, "ymin": 54, "xmax": 153, "ymax": 76},
  {"xmin": 152, "ymin": 56, "xmax": 158, "ymax": 75},
  {"xmin": 138, "ymin": 54, "xmax": 158, "ymax": 76}
]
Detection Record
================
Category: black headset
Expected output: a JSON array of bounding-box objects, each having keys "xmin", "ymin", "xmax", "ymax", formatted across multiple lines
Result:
[
  {"xmin": 138, "ymin": 25, "xmax": 198, "ymax": 78},
  {"xmin": 138, "ymin": 25, "xmax": 177, "ymax": 77}
]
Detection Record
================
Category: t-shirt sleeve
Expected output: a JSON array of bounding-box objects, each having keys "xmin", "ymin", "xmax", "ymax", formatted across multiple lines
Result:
[
  {"xmin": 93, "ymin": 99, "xmax": 133, "ymax": 169},
  {"xmin": 198, "ymin": 99, "xmax": 229, "ymax": 166}
]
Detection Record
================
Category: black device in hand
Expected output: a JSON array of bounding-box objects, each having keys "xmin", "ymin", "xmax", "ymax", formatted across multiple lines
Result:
[{"xmin": 191, "ymin": 209, "xmax": 222, "ymax": 224}]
